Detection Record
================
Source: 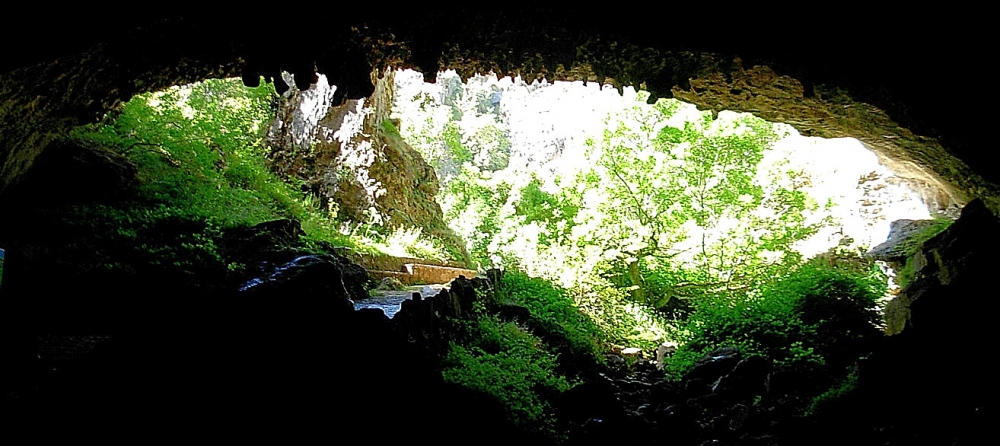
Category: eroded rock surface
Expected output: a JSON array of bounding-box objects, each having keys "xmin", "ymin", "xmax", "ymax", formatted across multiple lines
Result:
[{"xmin": 266, "ymin": 69, "xmax": 468, "ymax": 262}]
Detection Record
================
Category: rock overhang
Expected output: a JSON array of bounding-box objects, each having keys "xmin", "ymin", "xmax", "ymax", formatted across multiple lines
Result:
[{"xmin": 1, "ymin": 9, "xmax": 994, "ymax": 203}]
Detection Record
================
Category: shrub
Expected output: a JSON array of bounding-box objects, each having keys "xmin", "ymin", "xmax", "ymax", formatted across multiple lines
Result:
[
  {"xmin": 665, "ymin": 254, "xmax": 887, "ymax": 386},
  {"xmin": 497, "ymin": 271, "xmax": 605, "ymax": 364},
  {"xmin": 441, "ymin": 315, "xmax": 572, "ymax": 436},
  {"xmin": 806, "ymin": 371, "xmax": 859, "ymax": 417}
]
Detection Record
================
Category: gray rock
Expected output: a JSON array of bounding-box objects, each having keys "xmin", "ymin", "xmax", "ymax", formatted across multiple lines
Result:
[
  {"xmin": 867, "ymin": 218, "xmax": 947, "ymax": 261},
  {"xmin": 655, "ymin": 341, "xmax": 678, "ymax": 370}
]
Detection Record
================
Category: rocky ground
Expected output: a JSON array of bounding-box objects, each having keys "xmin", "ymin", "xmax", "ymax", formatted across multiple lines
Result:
[{"xmin": 4, "ymin": 200, "xmax": 998, "ymax": 444}]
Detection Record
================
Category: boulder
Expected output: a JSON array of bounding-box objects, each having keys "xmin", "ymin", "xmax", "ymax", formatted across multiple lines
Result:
[
  {"xmin": 5, "ymin": 140, "xmax": 137, "ymax": 207},
  {"xmin": 238, "ymin": 254, "xmax": 358, "ymax": 320},
  {"xmin": 686, "ymin": 347, "xmax": 741, "ymax": 383},
  {"xmin": 621, "ymin": 347, "xmax": 643, "ymax": 356},
  {"xmin": 242, "ymin": 251, "xmax": 369, "ymax": 302},
  {"xmin": 866, "ymin": 218, "xmax": 946, "ymax": 262},
  {"xmin": 557, "ymin": 380, "xmax": 628, "ymax": 427},
  {"xmin": 713, "ymin": 356, "xmax": 771, "ymax": 401},
  {"xmin": 497, "ymin": 303, "xmax": 532, "ymax": 323},
  {"xmin": 373, "ymin": 276, "xmax": 406, "ymax": 292},
  {"xmin": 655, "ymin": 341, "xmax": 679, "ymax": 370},
  {"xmin": 223, "ymin": 219, "xmax": 305, "ymax": 264}
]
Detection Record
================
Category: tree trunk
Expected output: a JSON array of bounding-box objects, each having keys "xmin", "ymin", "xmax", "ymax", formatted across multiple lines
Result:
[{"xmin": 627, "ymin": 259, "xmax": 647, "ymax": 303}]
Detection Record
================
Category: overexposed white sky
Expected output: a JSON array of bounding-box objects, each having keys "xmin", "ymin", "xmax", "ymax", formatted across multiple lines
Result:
[{"xmin": 394, "ymin": 70, "xmax": 935, "ymax": 260}]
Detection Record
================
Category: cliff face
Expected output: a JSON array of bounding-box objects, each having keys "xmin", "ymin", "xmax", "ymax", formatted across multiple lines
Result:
[{"xmin": 267, "ymin": 69, "xmax": 468, "ymax": 262}]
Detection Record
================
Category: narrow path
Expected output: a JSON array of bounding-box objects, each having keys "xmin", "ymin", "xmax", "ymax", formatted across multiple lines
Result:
[{"xmin": 347, "ymin": 252, "xmax": 477, "ymax": 285}]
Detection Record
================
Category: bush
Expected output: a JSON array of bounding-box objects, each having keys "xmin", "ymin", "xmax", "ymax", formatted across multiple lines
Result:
[
  {"xmin": 665, "ymin": 254, "xmax": 887, "ymax": 386},
  {"xmin": 806, "ymin": 371, "xmax": 859, "ymax": 417},
  {"xmin": 442, "ymin": 315, "xmax": 572, "ymax": 436},
  {"xmin": 497, "ymin": 271, "xmax": 605, "ymax": 365}
]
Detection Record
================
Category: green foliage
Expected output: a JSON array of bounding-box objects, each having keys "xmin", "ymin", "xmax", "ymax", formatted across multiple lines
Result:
[
  {"xmin": 581, "ymin": 281, "xmax": 673, "ymax": 351},
  {"xmin": 497, "ymin": 271, "xmax": 605, "ymax": 364},
  {"xmin": 665, "ymin": 254, "xmax": 887, "ymax": 384},
  {"xmin": 19, "ymin": 199, "xmax": 238, "ymax": 292},
  {"xmin": 71, "ymin": 78, "xmax": 295, "ymax": 224},
  {"xmin": 363, "ymin": 227, "xmax": 452, "ymax": 261},
  {"xmin": 514, "ymin": 177, "xmax": 578, "ymax": 246},
  {"xmin": 806, "ymin": 372, "xmax": 859, "ymax": 417},
  {"xmin": 470, "ymin": 124, "xmax": 511, "ymax": 171},
  {"xmin": 66, "ymin": 77, "xmax": 437, "ymax": 273},
  {"xmin": 58, "ymin": 79, "xmax": 291, "ymax": 275},
  {"xmin": 442, "ymin": 315, "xmax": 572, "ymax": 436},
  {"xmin": 398, "ymin": 77, "xmax": 879, "ymax": 387},
  {"xmin": 587, "ymin": 104, "xmax": 818, "ymax": 299},
  {"xmin": 379, "ymin": 119, "xmax": 401, "ymax": 138},
  {"xmin": 632, "ymin": 260, "xmax": 711, "ymax": 312},
  {"xmin": 436, "ymin": 95, "xmax": 822, "ymax": 309},
  {"xmin": 420, "ymin": 90, "xmax": 827, "ymax": 355},
  {"xmin": 396, "ymin": 71, "xmax": 512, "ymax": 186},
  {"xmin": 441, "ymin": 166, "xmax": 512, "ymax": 264},
  {"xmin": 443, "ymin": 122, "xmax": 474, "ymax": 163}
]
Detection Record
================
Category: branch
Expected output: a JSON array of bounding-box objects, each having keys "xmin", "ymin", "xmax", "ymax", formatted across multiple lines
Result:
[
  {"xmin": 642, "ymin": 245, "xmax": 690, "ymax": 260},
  {"xmin": 606, "ymin": 154, "xmax": 656, "ymax": 226}
]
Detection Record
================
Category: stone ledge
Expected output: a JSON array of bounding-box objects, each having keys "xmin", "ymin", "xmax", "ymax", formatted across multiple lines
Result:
[{"xmin": 368, "ymin": 264, "xmax": 477, "ymax": 285}]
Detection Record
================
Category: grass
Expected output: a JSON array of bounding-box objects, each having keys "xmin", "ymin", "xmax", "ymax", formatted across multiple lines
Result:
[{"xmin": 64, "ymin": 77, "xmax": 452, "ymax": 273}]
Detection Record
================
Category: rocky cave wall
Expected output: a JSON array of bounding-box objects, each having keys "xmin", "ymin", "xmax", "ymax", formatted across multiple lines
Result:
[
  {"xmin": 2, "ymin": 13, "xmax": 998, "ymax": 442},
  {"xmin": 267, "ymin": 68, "xmax": 468, "ymax": 261},
  {"xmin": 1, "ymin": 10, "xmax": 995, "ymax": 215}
]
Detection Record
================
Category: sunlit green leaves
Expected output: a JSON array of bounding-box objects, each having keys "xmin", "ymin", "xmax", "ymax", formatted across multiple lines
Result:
[
  {"xmin": 435, "ymin": 90, "xmax": 823, "ymax": 305},
  {"xmin": 442, "ymin": 314, "xmax": 572, "ymax": 433},
  {"xmin": 665, "ymin": 255, "xmax": 887, "ymax": 385}
]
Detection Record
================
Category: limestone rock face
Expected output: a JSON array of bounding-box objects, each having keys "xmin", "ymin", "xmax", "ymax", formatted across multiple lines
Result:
[
  {"xmin": 883, "ymin": 198, "xmax": 1000, "ymax": 335},
  {"xmin": 866, "ymin": 219, "xmax": 945, "ymax": 262},
  {"xmin": 818, "ymin": 198, "xmax": 1000, "ymax": 444},
  {"xmin": 267, "ymin": 70, "xmax": 468, "ymax": 262}
]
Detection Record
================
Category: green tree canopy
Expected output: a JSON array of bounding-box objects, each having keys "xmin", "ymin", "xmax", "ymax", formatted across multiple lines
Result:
[{"xmin": 576, "ymin": 95, "xmax": 820, "ymax": 301}]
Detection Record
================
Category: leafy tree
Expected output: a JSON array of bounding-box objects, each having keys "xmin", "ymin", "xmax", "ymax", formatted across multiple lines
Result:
[
  {"xmin": 440, "ymin": 165, "xmax": 512, "ymax": 265},
  {"xmin": 399, "ymin": 76, "xmax": 832, "ymax": 343},
  {"xmin": 394, "ymin": 71, "xmax": 512, "ymax": 187},
  {"xmin": 580, "ymin": 97, "xmax": 821, "ymax": 307}
]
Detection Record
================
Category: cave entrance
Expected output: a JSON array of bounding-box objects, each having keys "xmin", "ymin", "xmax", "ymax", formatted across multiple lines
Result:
[
  {"xmin": 39, "ymin": 66, "xmax": 959, "ymax": 320},
  {"xmin": 384, "ymin": 70, "xmax": 949, "ymax": 282},
  {"xmin": 260, "ymin": 66, "xmax": 961, "ymax": 316}
]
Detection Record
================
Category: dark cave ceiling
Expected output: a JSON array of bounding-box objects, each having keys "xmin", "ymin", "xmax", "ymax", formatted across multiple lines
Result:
[{"xmin": 1, "ymin": 8, "xmax": 993, "ymax": 182}]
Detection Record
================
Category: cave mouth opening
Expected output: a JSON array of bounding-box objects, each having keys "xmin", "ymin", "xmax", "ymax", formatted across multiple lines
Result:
[
  {"xmin": 385, "ymin": 69, "xmax": 942, "ymax": 278},
  {"xmin": 74, "ymin": 66, "xmax": 955, "ymax": 280},
  {"xmin": 18, "ymin": 66, "xmax": 956, "ymax": 324},
  {"xmin": 62, "ymin": 66, "xmax": 949, "ymax": 318}
]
